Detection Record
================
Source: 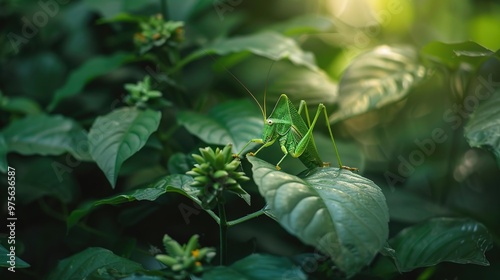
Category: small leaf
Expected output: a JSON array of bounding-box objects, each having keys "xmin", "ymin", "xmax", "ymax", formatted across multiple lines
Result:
[
  {"xmin": 464, "ymin": 88, "xmax": 500, "ymax": 167},
  {"xmin": 247, "ymin": 156, "xmax": 389, "ymax": 277},
  {"xmin": 88, "ymin": 107, "xmax": 161, "ymax": 187},
  {"xmin": 178, "ymin": 99, "xmax": 263, "ymax": 154},
  {"xmin": 0, "ymin": 96, "xmax": 42, "ymax": 114},
  {"xmin": 389, "ymin": 218, "xmax": 493, "ymax": 272},
  {"xmin": 330, "ymin": 45, "xmax": 427, "ymax": 123},
  {"xmin": 1, "ymin": 114, "xmax": 92, "ymax": 161},
  {"xmin": 67, "ymin": 174, "xmax": 195, "ymax": 229},
  {"xmin": 178, "ymin": 31, "xmax": 318, "ymax": 72},
  {"xmin": 0, "ymin": 135, "xmax": 7, "ymax": 173},
  {"xmin": 421, "ymin": 41, "xmax": 494, "ymax": 69},
  {"xmin": 203, "ymin": 254, "xmax": 306, "ymax": 280},
  {"xmin": 48, "ymin": 52, "xmax": 133, "ymax": 111},
  {"xmin": 0, "ymin": 244, "xmax": 30, "ymax": 268},
  {"xmin": 47, "ymin": 247, "xmax": 143, "ymax": 280}
]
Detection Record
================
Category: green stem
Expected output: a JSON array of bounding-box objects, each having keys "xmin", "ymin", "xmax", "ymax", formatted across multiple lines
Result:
[
  {"xmin": 205, "ymin": 208, "xmax": 220, "ymax": 224},
  {"xmin": 217, "ymin": 202, "xmax": 228, "ymax": 265},
  {"xmin": 227, "ymin": 209, "xmax": 266, "ymax": 227}
]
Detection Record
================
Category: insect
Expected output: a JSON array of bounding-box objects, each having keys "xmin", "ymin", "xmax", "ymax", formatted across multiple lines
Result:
[{"xmin": 221, "ymin": 59, "xmax": 357, "ymax": 172}]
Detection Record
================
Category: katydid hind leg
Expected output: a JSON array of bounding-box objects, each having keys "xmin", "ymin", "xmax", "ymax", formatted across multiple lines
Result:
[
  {"xmin": 319, "ymin": 104, "xmax": 358, "ymax": 171},
  {"xmin": 295, "ymin": 102, "xmax": 356, "ymax": 170}
]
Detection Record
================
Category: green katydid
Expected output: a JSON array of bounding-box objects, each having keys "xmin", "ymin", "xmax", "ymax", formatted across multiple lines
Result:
[{"xmin": 221, "ymin": 59, "xmax": 357, "ymax": 172}]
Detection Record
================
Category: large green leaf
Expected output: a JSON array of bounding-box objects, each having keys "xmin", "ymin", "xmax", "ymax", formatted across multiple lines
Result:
[
  {"xmin": 330, "ymin": 45, "xmax": 427, "ymax": 123},
  {"xmin": 0, "ymin": 244, "xmax": 30, "ymax": 269},
  {"xmin": 47, "ymin": 52, "xmax": 133, "ymax": 111},
  {"xmin": 267, "ymin": 65, "xmax": 338, "ymax": 105},
  {"xmin": 247, "ymin": 156, "xmax": 389, "ymax": 277},
  {"xmin": 67, "ymin": 174, "xmax": 196, "ymax": 229},
  {"xmin": 178, "ymin": 99, "xmax": 263, "ymax": 154},
  {"xmin": 1, "ymin": 114, "xmax": 92, "ymax": 161},
  {"xmin": 0, "ymin": 134, "xmax": 7, "ymax": 173},
  {"xmin": 464, "ymin": 88, "xmax": 500, "ymax": 167},
  {"xmin": 389, "ymin": 218, "xmax": 492, "ymax": 272},
  {"xmin": 203, "ymin": 254, "xmax": 306, "ymax": 280},
  {"xmin": 421, "ymin": 41, "xmax": 495, "ymax": 70},
  {"xmin": 177, "ymin": 31, "xmax": 318, "ymax": 71},
  {"xmin": 47, "ymin": 247, "xmax": 143, "ymax": 280},
  {"xmin": 88, "ymin": 107, "xmax": 161, "ymax": 188}
]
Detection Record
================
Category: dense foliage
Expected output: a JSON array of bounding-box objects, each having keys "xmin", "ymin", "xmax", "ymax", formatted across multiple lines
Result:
[{"xmin": 1, "ymin": 0, "xmax": 500, "ymax": 279}]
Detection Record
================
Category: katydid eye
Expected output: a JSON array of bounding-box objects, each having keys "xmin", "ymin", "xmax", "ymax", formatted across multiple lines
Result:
[{"xmin": 267, "ymin": 119, "xmax": 273, "ymax": 125}]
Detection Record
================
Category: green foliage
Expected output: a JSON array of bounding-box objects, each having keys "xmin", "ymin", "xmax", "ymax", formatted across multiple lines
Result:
[
  {"xmin": 203, "ymin": 254, "xmax": 307, "ymax": 280},
  {"xmin": 1, "ymin": 1, "xmax": 500, "ymax": 279},
  {"xmin": 2, "ymin": 114, "xmax": 91, "ymax": 161},
  {"xmin": 178, "ymin": 99, "xmax": 263, "ymax": 153},
  {"xmin": 178, "ymin": 31, "xmax": 318, "ymax": 71},
  {"xmin": 248, "ymin": 155, "xmax": 389, "ymax": 277},
  {"xmin": 47, "ymin": 52, "xmax": 134, "ymax": 111},
  {"xmin": 67, "ymin": 174, "xmax": 196, "ymax": 229},
  {"xmin": 389, "ymin": 218, "xmax": 492, "ymax": 271},
  {"xmin": 331, "ymin": 45, "xmax": 427, "ymax": 123},
  {"xmin": 88, "ymin": 107, "xmax": 161, "ymax": 187},
  {"xmin": 0, "ymin": 244, "xmax": 30, "ymax": 269},
  {"xmin": 464, "ymin": 88, "xmax": 500, "ymax": 167},
  {"xmin": 47, "ymin": 247, "xmax": 143, "ymax": 280}
]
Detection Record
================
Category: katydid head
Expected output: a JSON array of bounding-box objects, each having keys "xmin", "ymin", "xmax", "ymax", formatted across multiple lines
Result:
[{"xmin": 261, "ymin": 118, "xmax": 278, "ymax": 144}]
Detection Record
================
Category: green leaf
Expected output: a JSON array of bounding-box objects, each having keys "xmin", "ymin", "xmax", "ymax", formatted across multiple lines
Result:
[
  {"xmin": 247, "ymin": 156, "xmax": 389, "ymax": 277},
  {"xmin": 421, "ymin": 41, "xmax": 495, "ymax": 69},
  {"xmin": 168, "ymin": 152, "xmax": 195, "ymax": 174},
  {"xmin": 47, "ymin": 247, "xmax": 143, "ymax": 280},
  {"xmin": 267, "ymin": 64, "xmax": 338, "ymax": 105},
  {"xmin": 1, "ymin": 114, "xmax": 92, "ymax": 161},
  {"xmin": 121, "ymin": 275, "xmax": 166, "ymax": 280},
  {"xmin": 0, "ymin": 96, "xmax": 42, "ymax": 114},
  {"xmin": 389, "ymin": 218, "xmax": 493, "ymax": 272},
  {"xmin": 178, "ymin": 99, "xmax": 263, "ymax": 154},
  {"xmin": 47, "ymin": 52, "xmax": 133, "ymax": 111},
  {"xmin": 67, "ymin": 174, "xmax": 195, "ymax": 229},
  {"xmin": 0, "ymin": 134, "xmax": 7, "ymax": 173},
  {"xmin": 178, "ymin": 31, "xmax": 318, "ymax": 72},
  {"xmin": 330, "ymin": 45, "xmax": 427, "ymax": 123},
  {"xmin": 464, "ymin": 88, "xmax": 500, "ymax": 167},
  {"xmin": 203, "ymin": 254, "xmax": 306, "ymax": 280},
  {"xmin": 0, "ymin": 244, "xmax": 30, "ymax": 268},
  {"xmin": 88, "ymin": 107, "xmax": 161, "ymax": 188}
]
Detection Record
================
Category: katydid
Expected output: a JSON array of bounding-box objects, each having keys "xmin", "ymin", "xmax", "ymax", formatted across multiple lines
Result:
[{"xmin": 221, "ymin": 60, "xmax": 356, "ymax": 171}]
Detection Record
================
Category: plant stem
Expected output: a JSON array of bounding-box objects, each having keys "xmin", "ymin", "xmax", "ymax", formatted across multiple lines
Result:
[
  {"xmin": 205, "ymin": 208, "xmax": 220, "ymax": 224},
  {"xmin": 227, "ymin": 209, "xmax": 266, "ymax": 227},
  {"xmin": 217, "ymin": 202, "xmax": 228, "ymax": 265}
]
